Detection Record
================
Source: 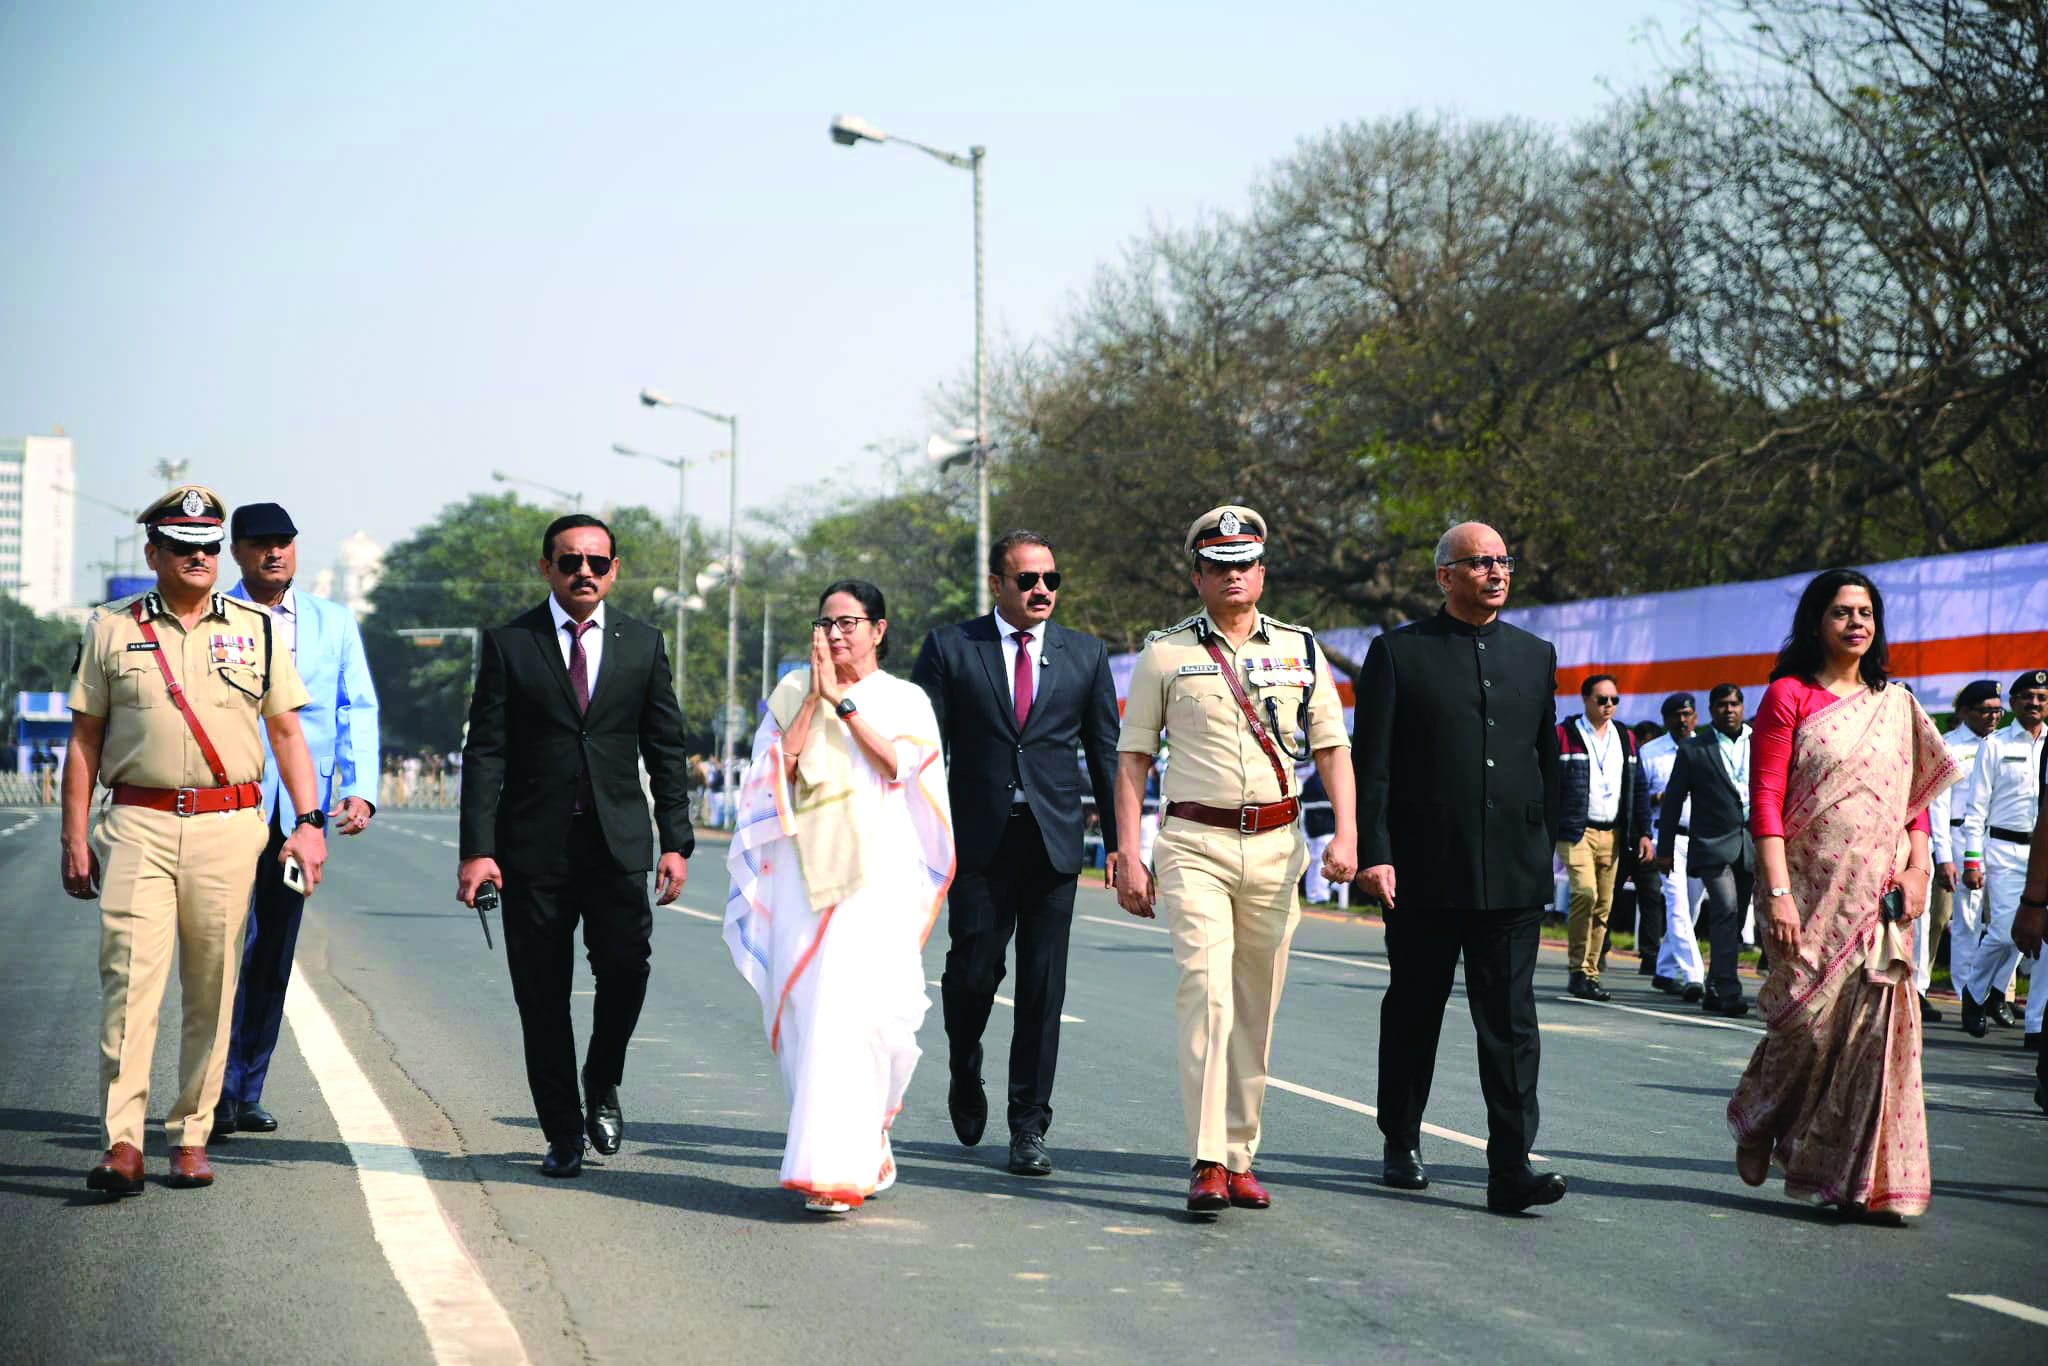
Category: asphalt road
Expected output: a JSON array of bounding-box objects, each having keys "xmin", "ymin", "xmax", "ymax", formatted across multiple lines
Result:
[{"xmin": 3, "ymin": 806, "xmax": 2044, "ymax": 1365}]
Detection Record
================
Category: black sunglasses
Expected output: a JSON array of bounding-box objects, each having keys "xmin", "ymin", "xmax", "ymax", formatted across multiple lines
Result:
[
  {"xmin": 1591, "ymin": 695, "xmax": 1620, "ymax": 706},
  {"xmin": 152, "ymin": 536, "xmax": 222, "ymax": 558},
  {"xmin": 553, "ymin": 552, "xmax": 614, "ymax": 577},
  {"xmin": 1008, "ymin": 571, "xmax": 1062, "ymax": 592}
]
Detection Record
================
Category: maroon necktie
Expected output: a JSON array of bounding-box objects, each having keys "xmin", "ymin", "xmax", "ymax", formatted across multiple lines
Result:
[
  {"xmin": 567, "ymin": 619, "xmax": 596, "ymax": 810},
  {"xmin": 1013, "ymin": 630, "xmax": 1034, "ymax": 729}
]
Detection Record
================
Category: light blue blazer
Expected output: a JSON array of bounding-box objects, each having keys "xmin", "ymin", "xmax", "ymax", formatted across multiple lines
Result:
[{"xmin": 229, "ymin": 583, "xmax": 382, "ymax": 818}]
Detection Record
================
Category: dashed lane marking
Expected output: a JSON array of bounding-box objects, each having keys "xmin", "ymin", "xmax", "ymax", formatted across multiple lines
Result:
[
  {"xmin": 924, "ymin": 979, "xmax": 1083, "ymax": 1025},
  {"xmin": 1265, "ymin": 1077, "xmax": 1547, "ymax": 1162},
  {"xmin": 285, "ymin": 963, "xmax": 529, "ymax": 1365},
  {"xmin": 1949, "ymin": 1293, "xmax": 2048, "ymax": 1327},
  {"xmin": 1552, "ymin": 995, "xmax": 1766, "ymax": 1036}
]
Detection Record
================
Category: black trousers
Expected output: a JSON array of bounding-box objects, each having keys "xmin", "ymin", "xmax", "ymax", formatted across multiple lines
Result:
[
  {"xmin": 1377, "ymin": 903, "xmax": 1543, "ymax": 1174},
  {"xmin": 1630, "ymin": 860, "xmax": 1664, "ymax": 966},
  {"xmin": 941, "ymin": 804, "xmax": 1078, "ymax": 1138},
  {"xmin": 500, "ymin": 814, "xmax": 654, "ymax": 1147},
  {"xmin": 1697, "ymin": 854, "xmax": 1754, "ymax": 1001},
  {"xmin": 223, "ymin": 810, "xmax": 305, "ymax": 1105}
]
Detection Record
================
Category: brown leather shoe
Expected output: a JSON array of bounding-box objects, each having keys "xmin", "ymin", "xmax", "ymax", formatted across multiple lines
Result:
[
  {"xmin": 1186, "ymin": 1162, "xmax": 1230, "ymax": 1213},
  {"xmin": 86, "ymin": 1142, "xmax": 145, "ymax": 1196},
  {"xmin": 167, "ymin": 1145, "xmax": 214, "ymax": 1188},
  {"xmin": 1226, "ymin": 1168, "xmax": 1271, "ymax": 1209}
]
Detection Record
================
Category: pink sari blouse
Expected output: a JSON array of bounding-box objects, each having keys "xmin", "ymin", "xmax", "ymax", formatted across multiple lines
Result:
[{"xmin": 1750, "ymin": 677, "xmax": 1931, "ymax": 842}]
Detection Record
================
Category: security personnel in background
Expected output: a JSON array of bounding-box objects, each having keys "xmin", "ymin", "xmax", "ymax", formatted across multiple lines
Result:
[
  {"xmin": 1925, "ymin": 679, "xmax": 2001, "ymax": 1025},
  {"xmin": 1113, "ymin": 504, "xmax": 1355, "ymax": 1215},
  {"xmin": 59, "ymin": 485, "xmax": 329, "ymax": 1196},
  {"xmin": 1959, "ymin": 669, "xmax": 2048, "ymax": 1040}
]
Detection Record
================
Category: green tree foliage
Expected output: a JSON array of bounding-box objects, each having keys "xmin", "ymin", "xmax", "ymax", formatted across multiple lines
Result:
[{"xmin": 1, "ymin": 595, "xmax": 86, "ymax": 742}]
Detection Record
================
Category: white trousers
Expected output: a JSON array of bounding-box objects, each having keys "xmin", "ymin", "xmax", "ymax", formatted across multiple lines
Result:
[
  {"xmin": 1656, "ymin": 834, "xmax": 1707, "ymax": 984},
  {"xmin": 1939, "ymin": 882, "xmax": 1984, "ymax": 995},
  {"xmin": 1963, "ymin": 843, "xmax": 2030, "ymax": 1006}
]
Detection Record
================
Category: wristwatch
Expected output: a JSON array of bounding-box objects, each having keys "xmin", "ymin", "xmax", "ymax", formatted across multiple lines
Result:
[
  {"xmin": 294, "ymin": 808, "xmax": 328, "ymax": 831},
  {"xmin": 1767, "ymin": 886, "xmax": 1791, "ymax": 899},
  {"xmin": 834, "ymin": 698, "xmax": 858, "ymax": 719}
]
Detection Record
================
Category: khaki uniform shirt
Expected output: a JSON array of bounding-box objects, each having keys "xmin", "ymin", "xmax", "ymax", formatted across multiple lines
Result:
[
  {"xmin": 1117, "ymin": 610, "xmax": 1348, "ymax": 806},
  {"xmin": 69, "ymin": 590, "xmax": 311, "ymax": 789}
]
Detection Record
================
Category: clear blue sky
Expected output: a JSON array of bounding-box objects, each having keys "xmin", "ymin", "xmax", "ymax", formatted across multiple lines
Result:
[{"xmin": 1, "ymin": 1, "xmax": 1673, "ymax": 598}]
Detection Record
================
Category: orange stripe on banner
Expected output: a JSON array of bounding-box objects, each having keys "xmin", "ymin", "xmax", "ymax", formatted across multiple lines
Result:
[{"xmin": 1555, "ymin": 630, "xmax": 2048, "ymax": 698}]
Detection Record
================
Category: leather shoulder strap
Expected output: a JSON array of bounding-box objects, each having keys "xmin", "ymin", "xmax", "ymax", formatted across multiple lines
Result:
[
  {"xmin": 1201, "ymin": 634, "xmax": 1293, "ymax": 799},
  {"xmin": 131, "ymin": 600, "xmax": 231, "ymax": 787}
]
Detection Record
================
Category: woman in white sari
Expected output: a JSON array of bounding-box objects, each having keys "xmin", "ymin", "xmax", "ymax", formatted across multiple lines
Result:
[{"xmin": 723, "ymin": 579, "xmax": 954, "ymax": 1213}]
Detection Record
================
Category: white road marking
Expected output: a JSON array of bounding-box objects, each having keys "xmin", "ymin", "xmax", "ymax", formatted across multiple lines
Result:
[
  {"xmin": 1082, "ymin": 914, "xmax": 1167, "ymax": 935},
  {"xmin": 1949, "ymin": 1293, "xmax": 2048, "ymax": 1326},
  {"xmin": 920, "ymin": 979, "xmax": 1082, "ymax": 1023},
  {"xmin": 1266, "ymin": 1077, "xmax": 1546, "ymax": 1162},
  {"xmin": 1552, "ymin": 996, "xmax": 1765, "ymax": 1036},
  {"xmin": 285, "ymin": 963, "xmax": 529, "ymax": 1365},
  {"xmin": 673, "ymin": 906, "xmax": 721, "ymax": 923}
]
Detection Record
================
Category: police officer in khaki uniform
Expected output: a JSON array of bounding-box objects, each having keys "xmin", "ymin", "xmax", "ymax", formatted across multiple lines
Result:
[
  {"xmin": 60, "ymin": 485, "xmax": 329, "ymax": 1196},
  {"xmin": 1113, "ymin": 505, "xmax": 1355, "ymax": 1214}
]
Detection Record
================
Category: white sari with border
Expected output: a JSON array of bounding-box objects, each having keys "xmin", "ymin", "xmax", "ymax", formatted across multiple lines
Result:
[{"xmin": 722, "ymin": 669, "xmax": 954, "ymax": 1205}]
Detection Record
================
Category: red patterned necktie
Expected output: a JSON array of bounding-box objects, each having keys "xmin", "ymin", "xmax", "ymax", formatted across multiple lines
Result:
[
  {"xmin": 1013, "ymin": 630, "xmax": 1034, "ymax": 729},
  {"xmin": 567, "ymin": 619, "xmax": 596, "ymax": 810}
]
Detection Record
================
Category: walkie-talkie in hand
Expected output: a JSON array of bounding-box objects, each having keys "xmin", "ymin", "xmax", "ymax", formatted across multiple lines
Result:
[{"xmin": 473, "ymin": 881, "xmax": 500, "ymax": 949}]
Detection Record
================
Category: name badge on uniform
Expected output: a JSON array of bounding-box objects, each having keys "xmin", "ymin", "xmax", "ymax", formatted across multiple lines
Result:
[
  {"xmin": 209, "ymin": 633, "xmax": 260, "ymax": 669},
  {"xmin": 1177, "ymin": 662, "xmax": 1222, "ymax": 676},
  {"xmin": 124, "ymin": 641, "xmax": 161, "ymax": 652},
  {"xmin": 1244, "ymin": 656, "xmax": 1313, "ymax": 688}
]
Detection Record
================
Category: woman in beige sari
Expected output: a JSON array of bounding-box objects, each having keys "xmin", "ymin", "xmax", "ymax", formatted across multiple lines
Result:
[{"xmin": 1729, "ymin": 570, "xmax": 1959, "ymax": 1219}]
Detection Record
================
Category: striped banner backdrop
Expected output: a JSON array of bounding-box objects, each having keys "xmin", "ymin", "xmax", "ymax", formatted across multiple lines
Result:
[{"xmin": 1110, "ymin": 543, "xmax": 2048, "ymax": 727}]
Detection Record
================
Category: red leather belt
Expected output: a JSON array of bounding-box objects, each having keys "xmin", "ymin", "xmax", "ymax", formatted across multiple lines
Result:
[
  {"xmin": 112, "ymin": 782, "xmax": 263, "ymax": 815},
  {"xmin": 1165, "ymin": 798, "xmax": 1300, "ymax": 835}
]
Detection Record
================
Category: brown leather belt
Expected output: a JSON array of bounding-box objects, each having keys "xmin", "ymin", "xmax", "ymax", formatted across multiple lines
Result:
[
  {"xmin": 1165, "ymin": 798, "xmax": 1300, "ymax": 835},
  {"xmin": 112, "ymin": 782, "xmax": 263, "ymax": 816}
]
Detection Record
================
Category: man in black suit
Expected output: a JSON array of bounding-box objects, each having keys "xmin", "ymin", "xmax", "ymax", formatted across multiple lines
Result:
[
  {"xmin": 1355, "ymin": 521, "xmax": 1568, "ymax": 1215},
  {"xmin": 1656, "ymin": 683, "xmax": 1753, "ymax": 1017},
  {"xmin": 911, "ymin": 529, "xmax": 1122, "ymax": 1177},
  {"xmin": 457, "ymin": 514, "xmax": 694, "ymax": 1177}
]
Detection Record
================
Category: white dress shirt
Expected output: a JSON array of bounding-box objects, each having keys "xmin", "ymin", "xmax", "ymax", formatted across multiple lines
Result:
[
  {"xmin": 1713, "ymin": 723, "xmax": 1751, "ymax": 820},
  {"xmin": 1641, "ymin": 731, "xmax": 1691, "ymax": 828},
  {"xmin": 548, "ymin": 596, "xmax": 607, "ymax": 695},
  {"xmin": 996, "ymin": 612, "xmax": 1047, "ymax": 803},
  {"xmin": 1578, "ymin": 717, "xmax": 1622, "ymax": 824},
  {"xmin": 1960, "ymin": 719, "xmax": 2044, "ymax": 860},
  {"xmin": 1930, "ymin": 723, "xmax": 1989, "ymax": 865}
]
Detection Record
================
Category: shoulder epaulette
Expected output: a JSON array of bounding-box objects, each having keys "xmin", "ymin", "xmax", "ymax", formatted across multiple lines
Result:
[
  {"xmin": 1262, "ymin": 615, "xmax": 1316, "ymax": 639},
  {"xmin": 1145, "ymin": 612, "xmax": 1207, "ymax": 644},
  {"xmin": 222, "ymin": 595, "xmax": 271, "ymax": 617}
]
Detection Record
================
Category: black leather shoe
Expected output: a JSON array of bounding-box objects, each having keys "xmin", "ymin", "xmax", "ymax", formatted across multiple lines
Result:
[
  {"xmin": 1652, "ymin": 975, "xmax": 1679, "ymax": 994},
  {"xmin": 211, "ymin": 1102, "xmax": 237, "ymax": 1138},
  {"xmin": 1682, "ymin": 982, "xmax": 1705, "ymax": 1003},
  {"xmin": 1568, "ymin": 973, "xmax": 1612, "ymax": 1003},
  {"xmin": 1987, "ymin": 994, "xmax": 2021, "ymax": 1029},
  {"xmin": 2024, "ymin": 1033, "xmax": 2042, "ymax": 1053},
  {"xmin": 1381, "ymin": 1144, "xmax": 1428, "ymax": 1191},
  {"xmin": 1487, "ymin": 1165, "xmax": 1567, "ymax": 1214},
  {"xmin": 583, "ymin": 1071, "xmax": 622, "ymax": 1156},
  {"xmin": 1961, "ymin": 988, "xmax": 1988, "ymax": 1037},
  {"xmin": 540, "ymin": 1140, "xmax": 584, "ymax": 1178},
  {"xmin": 1636, "ymin": 957, "xmax": 1657, "ymax": 976},
  {"xmin": 1008, "ymin": 1132, "xmax": 1052, "ymax": 1176},
  {"xmin": 949, "ymin": 1075, "xmax": 988, "ymax": 1147},
  {"xmin": 1918, "ymin": 994, "xmax": 1943, "ymax": 1024},
  {"xmin": 1702, "ymin": 991, "xmax": 1750, "ymax": 1018},
  {"xmin": 234, "ymin": 1101, "xmax": 278, "ymax": 1133}
]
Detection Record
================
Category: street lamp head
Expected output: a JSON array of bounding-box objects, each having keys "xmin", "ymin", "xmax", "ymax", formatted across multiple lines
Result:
[
  {"xmin": 830, "ymin": 114, "xmax": 887, "ymax": 147},
  {"xmin": 610, "ymin": 442, "xmax": 638, "ymax": 457},
  {"xmin": 490, "ymin": 470, "xmax": 510, "ymax": 483},
  {"xmin": 640, "ymin": 388, "xmax": 672, "ymax": 407}
]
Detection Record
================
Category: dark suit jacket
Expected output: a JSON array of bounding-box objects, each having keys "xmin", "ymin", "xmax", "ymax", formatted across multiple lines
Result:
[
  {"xmin": 1354, "ymin": 608, "xmax": 1562, "ymax": 911},
  {"xmin": 459, "ymin": 602, "xmax": 694, "ymax": 875},
  {"xmin": 911, "ymin": 615, "xmax": 1121, "ymax": 877},
  {"xmin": 1656, "ymin": 729, "xmax": 1750, "ymax": 872}
]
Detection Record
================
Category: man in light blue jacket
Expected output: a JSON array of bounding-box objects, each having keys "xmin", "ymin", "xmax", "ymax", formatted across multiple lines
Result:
[{"xmin": 216, "ymin": 502, "xmax": 381, "ymax": 1135}]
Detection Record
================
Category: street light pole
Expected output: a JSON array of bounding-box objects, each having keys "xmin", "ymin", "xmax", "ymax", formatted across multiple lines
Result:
[
  {"xmin": 490, "ymin": 470, "xmax": 584, "ymax": 510},
  {"xmin": 638, "ymin": 390, "xmax": 742, "ymax": 827},
  {"xmin": 831, "ymin": 115, "xmax": 993, "ymax": 614},
  {"xmin": 611, "ymin": 441, "xmax": 727, "ymax": 714}
]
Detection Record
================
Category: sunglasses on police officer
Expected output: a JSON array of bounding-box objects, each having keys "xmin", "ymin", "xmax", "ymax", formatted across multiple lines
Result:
[{"xmin": 553, "ymin": 552, "xmax": 614, "ymax": 577}]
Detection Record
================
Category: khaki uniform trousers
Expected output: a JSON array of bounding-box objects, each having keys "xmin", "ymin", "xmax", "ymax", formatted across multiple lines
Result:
[
  {"xmin": 91, "ymin": 803, "xmax": 268, "ymax": 1150},
  {"xmin": 1155, "ymin": 818, "xmax": 1307, "ymax": 1170},
  {"xmin": 1562, "ymin": 827, "xmax": 1620, "ymax": 980}
]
